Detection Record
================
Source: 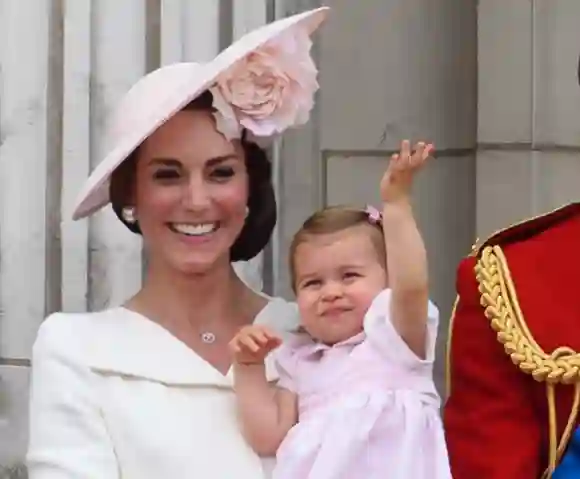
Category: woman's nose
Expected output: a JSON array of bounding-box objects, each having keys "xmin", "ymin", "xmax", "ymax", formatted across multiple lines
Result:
[{"xmin": 182, "ymin": 177, "xmax": 211, "ymax": 210}]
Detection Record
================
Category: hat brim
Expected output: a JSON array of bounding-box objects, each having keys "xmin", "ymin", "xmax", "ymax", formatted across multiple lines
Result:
[{"xmin": 71, "ymin": 6, "xmax": 329, "ymax": 220}]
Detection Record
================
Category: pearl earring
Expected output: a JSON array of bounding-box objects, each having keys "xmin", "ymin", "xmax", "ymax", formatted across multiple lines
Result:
[
  {"xmin": 245, "ymin": 206, "xmax": 250, "ymax": 219},
  {"xmin": 122, "ymin": 206, "xmax": 137, "ymax": 224}
]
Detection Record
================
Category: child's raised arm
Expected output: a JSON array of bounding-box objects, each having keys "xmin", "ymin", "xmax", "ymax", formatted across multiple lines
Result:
[
  {"xmin": 380, "ymin": 140, "xmax": 433, "ymax": 358},
  {"xmin": 229, "ymin": 325, "xmax": 297, "ymax": 456}
]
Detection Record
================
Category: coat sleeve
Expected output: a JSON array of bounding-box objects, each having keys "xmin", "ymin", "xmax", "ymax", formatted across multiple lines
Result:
[
  {"xmin": 27, "ymin": 314, "xmax": 120, "ymax": 479},
  {"xmin": 443, "ymin": 258, "xmax": 542, "ymax": 479}
]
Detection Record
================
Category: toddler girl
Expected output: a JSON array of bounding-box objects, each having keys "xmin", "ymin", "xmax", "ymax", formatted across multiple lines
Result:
[{"xmin": 229, "ymin": 140, "xmax": 452, "ymax": 478}]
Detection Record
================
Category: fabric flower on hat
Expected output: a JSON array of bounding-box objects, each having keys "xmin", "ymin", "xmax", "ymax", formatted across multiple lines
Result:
[
  {"xmin": 209, "ymin": 86, "xmax": 243, "ymax": 140},
  {"xmin": 210, "ymin": 27, "xmax": 319, "ymax": 139}
]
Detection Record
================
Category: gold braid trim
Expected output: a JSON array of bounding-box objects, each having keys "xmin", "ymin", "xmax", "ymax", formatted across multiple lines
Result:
[
  {"xmin": 475, "ymin": 245, "xmax": 580, "ymax": 479},
  {"xmin": 444, "ymin": 295, "xmax": 459, "ymax": 397}
]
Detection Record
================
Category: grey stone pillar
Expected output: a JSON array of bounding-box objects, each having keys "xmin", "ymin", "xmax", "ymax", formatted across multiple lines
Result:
[{"xmin": 476, "ymin": 0, "xmax": 580, "ymax": 238}]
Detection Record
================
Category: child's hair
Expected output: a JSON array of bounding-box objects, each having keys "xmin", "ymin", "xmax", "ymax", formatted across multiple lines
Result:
[{"xmin": 289, "ymin": 205, "xmax": 386, "ymax": 291}]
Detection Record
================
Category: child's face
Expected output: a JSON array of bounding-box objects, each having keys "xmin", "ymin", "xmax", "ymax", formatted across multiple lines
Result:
[{"xmin": 294, "ymin": 226, "xmax": 387, "ymax": 344}]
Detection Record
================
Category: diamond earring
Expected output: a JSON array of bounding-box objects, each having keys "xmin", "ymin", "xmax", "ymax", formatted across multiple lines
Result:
[{"xmin": 122, "ymin": 206, "xmax": 137, "ymax": 224}]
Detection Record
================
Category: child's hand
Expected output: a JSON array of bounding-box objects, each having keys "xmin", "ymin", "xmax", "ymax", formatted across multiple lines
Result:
[
  {"xmin": 229, "ymin": 325, "xmax": 283, "ymax": 365},
  {"xmin": 380, "ymin": 139, "xmax": 434, "ymax": 204}
]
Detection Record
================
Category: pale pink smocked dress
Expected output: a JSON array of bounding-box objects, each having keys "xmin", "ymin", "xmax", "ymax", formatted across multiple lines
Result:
[{"xmin": 271, "ymin": 289, "xmax": 452, "ymax": 479}]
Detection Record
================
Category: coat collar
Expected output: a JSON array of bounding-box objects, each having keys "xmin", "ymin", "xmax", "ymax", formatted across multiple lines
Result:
[{"xmin": 85, "ymin": 300, "xmax": 297, "ymax": 388}]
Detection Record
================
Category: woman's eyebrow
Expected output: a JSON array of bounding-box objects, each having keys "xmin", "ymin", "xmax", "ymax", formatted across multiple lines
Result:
[
  {"xmin": 206, "ymin": 154, "xmax": 239, "ymax": 166},
  {"xmin": 147, "ymin": 158, "xmax": 181, "ymax": 167}
]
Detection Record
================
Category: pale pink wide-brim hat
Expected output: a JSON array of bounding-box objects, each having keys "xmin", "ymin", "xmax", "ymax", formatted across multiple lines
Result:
[{"xmin": 71, "ymin": 6, "xmax": 329, "ymax": 220}]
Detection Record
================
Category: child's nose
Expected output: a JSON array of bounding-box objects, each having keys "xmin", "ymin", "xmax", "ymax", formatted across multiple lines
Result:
[{"xmin": 321, "ymin": 281, "xmax": 343, "ymax": 300}]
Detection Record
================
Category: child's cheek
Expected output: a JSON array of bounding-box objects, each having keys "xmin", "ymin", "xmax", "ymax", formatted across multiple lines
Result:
[{"xmin": 296, "ymin": 293, "xmax": 314, "ymax": 321}]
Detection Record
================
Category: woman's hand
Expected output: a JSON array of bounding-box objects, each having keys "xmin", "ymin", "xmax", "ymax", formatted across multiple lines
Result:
[
  {"xmin": 380, "ymin": 139, "xmax": 434, "ymax": 205},
  {"xmin": 229, "ymin": 325, "xmax": 282, "ymax": 365}
]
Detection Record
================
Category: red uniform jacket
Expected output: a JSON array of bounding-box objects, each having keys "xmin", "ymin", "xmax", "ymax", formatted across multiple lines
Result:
[{"xmin": 444, "ymin": 203, "xmax": 580, "ymax": 478}]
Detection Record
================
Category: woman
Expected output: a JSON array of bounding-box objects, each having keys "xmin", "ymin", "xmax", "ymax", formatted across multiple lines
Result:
[{"xmin": 26, "ymin": 7, "xmax": 329, "ymax": 478}]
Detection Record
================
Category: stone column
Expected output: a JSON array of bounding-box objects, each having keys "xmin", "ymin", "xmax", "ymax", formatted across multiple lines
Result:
[{"xmin": 476, "ymin": 0, "xmax": 580, "ymax": 238}]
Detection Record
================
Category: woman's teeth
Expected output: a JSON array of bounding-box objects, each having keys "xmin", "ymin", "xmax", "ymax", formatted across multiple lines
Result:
[{"xmin": 171, "ymin": 223, "xmax": 218, "ymax": 236}]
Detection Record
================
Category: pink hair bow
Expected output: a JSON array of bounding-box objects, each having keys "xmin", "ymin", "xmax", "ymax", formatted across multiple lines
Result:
[{"xmin": 365, "ymin": 205, "xmax": 382, "ymax": 225}]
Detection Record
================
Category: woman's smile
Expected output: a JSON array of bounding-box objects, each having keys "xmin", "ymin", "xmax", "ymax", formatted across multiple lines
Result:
[{"xmin": 169, "ymin": 222, "xmax": 220, "ymax": 237}]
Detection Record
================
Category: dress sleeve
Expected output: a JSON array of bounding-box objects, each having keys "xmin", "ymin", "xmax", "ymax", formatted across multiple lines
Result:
[
  {"xmin": 272, "ymin": 342, "xmax": 300, "ymax": 393},
  {"xmin": 363, "ymin": 288, "xmax": 439, "ymax": 368},
  {"xmin": 27, "ymin": 314, "xmax": 120, "ymax": 479}
]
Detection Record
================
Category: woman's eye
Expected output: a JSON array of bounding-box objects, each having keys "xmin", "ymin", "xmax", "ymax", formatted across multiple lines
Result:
[
  {"xmin": 211, "ymin": 166, "xmax": 235, "ymax": 180},
  {"xmin": 153, "ymin": 169, "xmax": 180, "ymax": 180}
]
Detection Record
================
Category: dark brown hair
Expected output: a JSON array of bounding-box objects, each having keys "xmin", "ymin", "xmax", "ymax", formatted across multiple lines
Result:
[
  {"xmin": 289, "ymin": 206, "xmax": 386, "ymax": 291},
  {"xmin": 109, "ymin": 90, "xmax": 276, "ymax": 262}
]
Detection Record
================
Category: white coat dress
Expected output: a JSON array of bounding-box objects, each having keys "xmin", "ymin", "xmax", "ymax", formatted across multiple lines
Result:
[{"xmin": 26, "ymin": 297, "xmax": 299, "ymax": 479}]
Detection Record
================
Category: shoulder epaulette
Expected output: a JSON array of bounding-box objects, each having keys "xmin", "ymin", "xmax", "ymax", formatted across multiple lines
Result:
[{"xmin": 469, "ymin": 202, "xmax": 580, "ymax": 257}]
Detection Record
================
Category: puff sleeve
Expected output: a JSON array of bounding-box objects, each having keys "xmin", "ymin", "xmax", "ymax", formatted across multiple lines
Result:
[
  {"xmin": 273, "ymin": 336, "xmax": 310, "ymax": 393},
  {"xmin": 364, "ymin": 288, "xmax": 440, "ymax": 369},
  {"xmin": 27, "ymin": 314, "xmax": 120, "ymax": 479}
]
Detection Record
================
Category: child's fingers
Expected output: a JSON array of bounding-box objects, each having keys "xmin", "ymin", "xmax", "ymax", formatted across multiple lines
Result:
[
  {"xmin": 410, "ymin": 141, "xmax": 434, "ymax": 169},
  {"xmin": 254, "ymin": 326, "xmax": 282, "ymax": 347},
  {"xmin": 267, "ymin": 336, "xmax": 282, "ymax": 349},
  {"xmin": 389, "ymin": 152, "xmax": 400, "ymax": 171},
  {"xmin": 388, "ymin": 139, "xmax": 434, "ymax": 174},
  {"xmin": 423, "ymin": 143, "xmax": 435, "ymax": 159},
  {"xmin": 259, "ymin": 331, "xmax": 282, "ymax": 351},
  {"xmin": 415, "ymin": 141, "xmax": 435, "ymax": 160},
  {"xmin": 240, "ymin": 335, "xmax": 261, "ymax": 353},
  {"xmin": 260, "ymin": 326, "xmax": 279, "ymax": 341},
  {"xmin": 409, "ymin": 142, "xmax": 425, "ymax": 167},
  {"xmin": 400, "ymin": 139, "xmax": 411, "ymax": 159},
  {"xmin": 251, "ymin": 328, "xmax": 270, "ymax": 345}
]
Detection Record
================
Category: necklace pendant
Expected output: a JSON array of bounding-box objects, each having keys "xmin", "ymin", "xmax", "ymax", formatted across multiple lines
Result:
[{"xmin": 201, "ymin": 331, "xmax": 216, "ymax": 344}]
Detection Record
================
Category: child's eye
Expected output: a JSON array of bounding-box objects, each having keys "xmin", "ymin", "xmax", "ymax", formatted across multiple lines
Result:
[
  {"xmin": 302, "ymin": 279, "xmax": 321, "ymax": 288},
  {"xmin": 343, "ymin": 272, "xmax": 360, "ymax": 280}
]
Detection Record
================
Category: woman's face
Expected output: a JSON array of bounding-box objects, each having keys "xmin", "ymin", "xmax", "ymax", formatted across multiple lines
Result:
[{"xmin": 132, "ymin": 109, "xmax": 249, "ymax": 274}]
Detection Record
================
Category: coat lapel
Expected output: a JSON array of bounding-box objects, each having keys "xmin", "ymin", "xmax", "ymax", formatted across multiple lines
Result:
[{"xmin": 85, "ymin": 302, "xmax": 296, "ymax": 388}]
